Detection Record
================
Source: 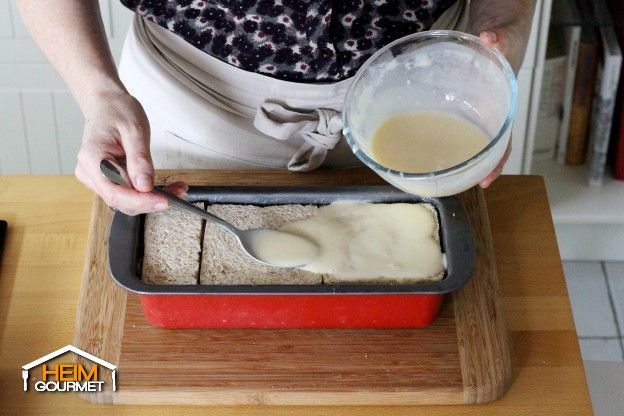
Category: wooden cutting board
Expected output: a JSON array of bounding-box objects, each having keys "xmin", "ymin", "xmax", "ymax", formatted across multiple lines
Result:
[{"xmin": 74, "ymin": 169, "xmax": 510, "ymax": 406}]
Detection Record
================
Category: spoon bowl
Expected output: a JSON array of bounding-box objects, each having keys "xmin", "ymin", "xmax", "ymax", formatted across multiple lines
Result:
[{"xmin": 239, "ymin": 228, "xmax": 320, "ymax": 268}]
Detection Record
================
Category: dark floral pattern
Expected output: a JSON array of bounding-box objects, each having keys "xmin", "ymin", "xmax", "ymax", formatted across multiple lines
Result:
[{"xmin": 121, "ymin": 0, "xmax": 454, "ymax": 82}]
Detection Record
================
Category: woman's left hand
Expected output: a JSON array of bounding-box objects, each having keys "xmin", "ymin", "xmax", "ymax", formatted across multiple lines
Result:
[{"xmin": 469, "ymin": 0, "xmax": 536, "ymax": 187}]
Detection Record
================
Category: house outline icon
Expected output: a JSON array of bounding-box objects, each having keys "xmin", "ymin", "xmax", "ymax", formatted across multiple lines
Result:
[{"xmin": 22, "ymin": 345, "xmax": 117, "ymax": 392}]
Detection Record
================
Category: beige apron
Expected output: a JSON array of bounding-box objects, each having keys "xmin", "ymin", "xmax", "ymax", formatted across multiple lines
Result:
[{"xmin": 118, "ymin": 1, "xmax": 470, "ymax": 170}]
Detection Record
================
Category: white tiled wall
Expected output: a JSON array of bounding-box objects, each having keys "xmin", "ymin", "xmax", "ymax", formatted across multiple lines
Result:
[
  {"xmin": 0, "ymin": 1, "xmax": 543, "ymax": 175},
  {"xmin": 0, "ymin": 0, "xmax": 133, "ymax": 174}
]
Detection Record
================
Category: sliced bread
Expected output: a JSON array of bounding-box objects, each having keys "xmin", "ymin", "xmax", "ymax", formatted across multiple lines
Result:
[
  {"xmin": 142, "ymin": 203, "xmax": 204, "ymax": 285},
  {"xmin": 200, "ymin": 204, "xmax": 325, "ymax": 285}
]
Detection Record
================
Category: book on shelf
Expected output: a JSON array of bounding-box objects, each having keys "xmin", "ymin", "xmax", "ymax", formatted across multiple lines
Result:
[
  {"xmin": 552, "ymin": 0, "xmax": 582, "ymax": 165},
  {"xmin": 587, "ymin": 0, "xmax": 622, "ymax": 186},
  {"xmin": 565, "ymin": 0, "xmax": 599, "ymax": 165},
  {"xmin": 606, "ymin": 0, "xmax": 624, "ymax": 180},
  {"xmin": 533, "ymin": 29, "xmax": 567, "ymax": 160}
]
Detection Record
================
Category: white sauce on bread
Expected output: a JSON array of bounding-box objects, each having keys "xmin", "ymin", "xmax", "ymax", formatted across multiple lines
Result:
[{"xmin": 252, "ymin": 203, "xmax": 445, "ymax": 281}]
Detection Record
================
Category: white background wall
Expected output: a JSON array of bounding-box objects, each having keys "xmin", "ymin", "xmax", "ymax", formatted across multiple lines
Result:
[
  {"xmin": 0, "ymin": 1, "xmax": 542, "ymax": 175},
  {"xmin": 0, "ymin": 0, "xmax": 132, "ymax": 174}
]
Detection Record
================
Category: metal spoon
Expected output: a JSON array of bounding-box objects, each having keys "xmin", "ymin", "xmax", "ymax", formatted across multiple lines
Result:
[{"xmin": 100, "ymin": 159, "xmax": 317, "ymax": 268}]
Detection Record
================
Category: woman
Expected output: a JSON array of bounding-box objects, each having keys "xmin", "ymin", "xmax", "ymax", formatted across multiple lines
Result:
[{"xmin": 17, "ymin": 0, "xmax": 534, "ymax": 215}]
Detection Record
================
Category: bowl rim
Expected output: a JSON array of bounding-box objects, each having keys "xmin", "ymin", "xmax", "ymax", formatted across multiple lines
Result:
[{"xmin": 342, "ymin": 29, "xmax": 518, "ymax": 179}]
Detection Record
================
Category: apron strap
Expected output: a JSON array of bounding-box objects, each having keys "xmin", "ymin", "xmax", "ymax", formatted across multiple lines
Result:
[{"xmin": 253, "ymin": 102, "xmax": 343, "ymax": 171}]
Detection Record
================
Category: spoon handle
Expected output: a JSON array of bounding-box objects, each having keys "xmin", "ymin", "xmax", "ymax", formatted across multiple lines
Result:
[
  {"xmin": 151, "ymin": 187, "xmax": 239, "ymax": 233},
  {"xmin": 100, "ymin": 159, "xmax": 239, "ymax": 234}
]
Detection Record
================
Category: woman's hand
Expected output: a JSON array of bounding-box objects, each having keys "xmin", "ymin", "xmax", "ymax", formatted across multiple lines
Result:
[
  {"xmin": 16, "ymin": 1, "xmax": 186, "ymax": 214},
  {"xmin": 75, "ymin": 91, "xmax": 187, "ymax": 215},
  {"xmin": 470, "ymin": 0, "xmax": 535, "ymax": 187},
  {"xmin": 470, "ymin": 0, "xmax": 535, "ymax": 73}
]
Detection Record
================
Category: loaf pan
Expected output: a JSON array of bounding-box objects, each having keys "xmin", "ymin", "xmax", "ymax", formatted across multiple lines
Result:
[{"xmin": 108, "ymin": 185, "xmax": 474, "ymax": 329}]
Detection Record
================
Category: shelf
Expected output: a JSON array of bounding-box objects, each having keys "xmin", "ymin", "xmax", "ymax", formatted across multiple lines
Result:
[
  {"xmin": 550, "ymin": 0, "xmax": 624, "ymax": 28},
  {"xmin": 532, "ymin": 158, "xmax": 624, "ymax": 225}
]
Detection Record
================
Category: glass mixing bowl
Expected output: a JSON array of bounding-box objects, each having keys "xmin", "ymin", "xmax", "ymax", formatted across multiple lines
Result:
[{"xmin": 342, "ymin": 30, "xmax": 517, "ymax": 197}]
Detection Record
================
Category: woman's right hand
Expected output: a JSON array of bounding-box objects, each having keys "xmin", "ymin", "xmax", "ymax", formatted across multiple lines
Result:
[
  {"xmin": 75, "ymin": 90, "xmax": 187, "ymax": 216},
  {"xmin": 15, "ymin": 1, "xmax": 187, "ymax": 214}
]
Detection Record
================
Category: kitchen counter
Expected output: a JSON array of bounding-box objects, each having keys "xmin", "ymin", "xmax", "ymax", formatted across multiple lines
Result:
[{"xmin": 0, "ymin": 173, "xmax": 592, "ymax": 415}]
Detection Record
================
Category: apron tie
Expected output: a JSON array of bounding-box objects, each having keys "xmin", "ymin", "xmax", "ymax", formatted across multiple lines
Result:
[{"xmin": 253, "ymin": 102, "xmax": 343, "ymax": 171}]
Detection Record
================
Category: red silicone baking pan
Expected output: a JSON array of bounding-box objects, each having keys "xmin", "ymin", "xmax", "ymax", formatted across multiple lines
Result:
[{"xmin": 108, "ymin": 185, "xmax": 474, "ymax": 329}]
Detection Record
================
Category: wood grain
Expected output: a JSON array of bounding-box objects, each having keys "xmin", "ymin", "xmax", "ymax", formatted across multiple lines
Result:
[
  {"xmin": 153, "ymin": 169, "xmax": 387, "ymax": 187},
  {"xmin": 71, "ymin": 169, "xmax": 510, "ymax": 405},
  {"xmin": 117, "ymin": 298, "xmax": 463, "ymax": 405},
  {"xmin": 454, "ymin": 189, "xmax": 511, "ymax": 404},
  {"xmin": 73, "ymin": 197, "xmax": 127, "ymax": 404},
  {"xmin": 0, "ymin": 174, "xmax": 592, "ymax": 415}
]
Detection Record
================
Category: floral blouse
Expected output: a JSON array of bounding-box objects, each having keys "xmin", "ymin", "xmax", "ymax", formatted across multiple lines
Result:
[{"xmin": 120, "ymin": 0, "xmax": 454, "ymax": 82}]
